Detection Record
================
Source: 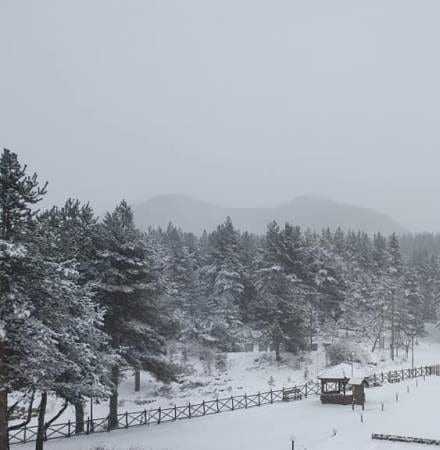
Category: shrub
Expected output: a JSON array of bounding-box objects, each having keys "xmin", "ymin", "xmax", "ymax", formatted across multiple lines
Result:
[{"xmin": 326, "ymin": 341, "xmax": 370, "ymax": 366}]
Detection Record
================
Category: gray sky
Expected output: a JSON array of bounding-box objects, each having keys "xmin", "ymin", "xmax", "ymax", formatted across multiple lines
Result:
[{"xmin": 1, "ymin": 1, "xmax": 439, "ymax": 231}]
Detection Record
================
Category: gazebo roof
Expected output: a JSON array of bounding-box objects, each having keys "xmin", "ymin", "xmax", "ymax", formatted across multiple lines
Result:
[
  {"xmin": 318, "ymin": 363, "xmax": 372, "ymax": 381},
  {"xmin": 348, "ymin": 377, "xmax": 367, "ymax": 386}
]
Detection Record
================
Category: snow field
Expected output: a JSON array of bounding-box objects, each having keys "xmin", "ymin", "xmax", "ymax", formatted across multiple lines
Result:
[
  {"xmin": 13, "ymin": 326, "xmax": 440, "ymax": 430},
  {"xmin": 14, "ymin": 374, "xmax": 440, "ymax": 450}
]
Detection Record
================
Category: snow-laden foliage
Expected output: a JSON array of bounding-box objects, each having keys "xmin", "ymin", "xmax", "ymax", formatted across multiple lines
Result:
[
  {"xmin": 93, "ymin": 201, "xmax": 177, "ymax": 429},
  {"xmin": 5, "ymin": 147, "xmax": 440, "ymax": 449}
]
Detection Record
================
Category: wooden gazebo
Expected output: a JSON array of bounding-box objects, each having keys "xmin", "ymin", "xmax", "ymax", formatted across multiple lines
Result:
[{"xmin": 318, "ymin": 363, "xmax": 370, "ymax": 406}]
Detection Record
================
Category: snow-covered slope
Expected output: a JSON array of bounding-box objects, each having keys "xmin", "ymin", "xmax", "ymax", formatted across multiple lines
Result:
[
  {"xmin": 15, "ymin": 371, "xmax": 440, "ymax": 450},
  {"xmin": 12, "ymin": 325, "xmax": 440, "ymax": 430}
]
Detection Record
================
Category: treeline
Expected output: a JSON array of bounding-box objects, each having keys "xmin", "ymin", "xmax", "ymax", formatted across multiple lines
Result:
[
  {"xmin": 1, "ymin": 149, "xmax": 440, "ymax": 449},
  {"xmin": 150, "ymin": 219, "xmax": 437, "ymax": 361}
]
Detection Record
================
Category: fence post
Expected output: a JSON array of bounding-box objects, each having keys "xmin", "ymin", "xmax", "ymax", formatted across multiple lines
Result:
[
  {"xmin": 68, "ymin": 420, "xmax": 71, "ymax": 437},
  {"xmin": 188, "ymin": 403, "xmax": 191, "ymax": 419},
  {"xmin": 244, "ymin": 394, "xmax": 248, "ymax": 408},
  {"xmin": 144, "ymin": 409, "xmax": 147, "ymax": 425},
  {"xmin": 86, "ymin": 418, "xmax": 90, "ymax": 435},
  {"xmin": 158, "ymin": 407, "xmax": 161, "ymax": 424},
  {"xmin": 305, "ymin": 383, "xmax": 308, "ymax": 398},
  {"xmin": 125, "ymin": 412, "xmax": 129, "ymax": 428},
  {"xmin": 203, "ymin": 401, "xmax": 206, "ymax": 415},
  {"xmin": 270, "ymin": 390, "xmax": 273, "ymax": 404},
  {"xmin": 24, "ymin": 425, "xmax": 27, "ymax": 444},
  {"xmin": 216, "ymin": 398, "xmax": 219, "ymax": 413},
  {"xmin": 231, "ymin": 396, "xmax": 235, "ymax": 410},
  {"xmin": 174, "ymin": 405, "xmax": 177, "ymax": 421},
  {"xmin": 258, "ymin": 392, "xmax": 261, "ymax": 406}
]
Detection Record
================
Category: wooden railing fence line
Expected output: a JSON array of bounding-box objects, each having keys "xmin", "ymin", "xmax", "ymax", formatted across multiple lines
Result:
[{"xmin": 8, "ymin": 364, "xmax": 440, "ymax": 445}]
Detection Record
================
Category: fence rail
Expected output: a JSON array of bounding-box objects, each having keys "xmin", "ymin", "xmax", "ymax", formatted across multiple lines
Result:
[{"xmin": 8, "ymin": 364, "xmax": 440, "ymax": 446}]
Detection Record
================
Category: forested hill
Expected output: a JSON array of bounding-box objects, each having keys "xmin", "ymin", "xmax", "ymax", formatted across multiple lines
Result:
[{"xmin": 134, "ymin": 194, "xmax": 405, "ymax": 235}]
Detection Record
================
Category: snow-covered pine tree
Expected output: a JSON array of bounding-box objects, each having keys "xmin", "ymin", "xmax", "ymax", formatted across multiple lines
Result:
[
  {"xmin": 0, "ymin": 148, "xmax": 47, "ymax": 450},
  {"xmin": 387, "ymin": 232, "xmax": 404, "ymax": 360},
  {"xmin": 22, "ymin": 257, "xmax": 112, "ymax": 450},
  {"xmin": 200, "ymin": 217, "xmax": 245, "ymax": 350},
  {"xmin": 254, "ymin": 265, "xmax": 307, "ymax": 361},
  {"xmin": 95, "ymin": 201, "xmax": 176, "ymax": 429},
  {"xmin": 401, "ymin": 269, "xmax": 424, "ymax": 361},
  {"xmin": 239, "ymin": 231, "xmax": 259, "ymax": 323},
  {"xmin": 0, "ymin": 150, "xmax": 112, "ymax": 450},
  {"xmin": 36, "ymin": 198, "xmax": 113, "ymax": 432}
]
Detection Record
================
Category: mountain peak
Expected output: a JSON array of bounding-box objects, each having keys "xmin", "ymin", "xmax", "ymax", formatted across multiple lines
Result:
[{"xmin": 134, "ymin": 195, "xmax": 406, "ymax": 235}]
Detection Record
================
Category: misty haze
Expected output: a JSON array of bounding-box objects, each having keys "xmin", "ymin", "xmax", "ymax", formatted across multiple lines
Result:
[{"xmin": 2, "ymin": 2, "xmax": 440, "ymax": 450}]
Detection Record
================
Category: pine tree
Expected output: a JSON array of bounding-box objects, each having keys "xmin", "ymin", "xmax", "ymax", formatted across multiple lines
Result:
[
  {"xmin": 94, "ymin": 201, "xmax": 176, "ymax": 428},
  {"xmin": 0, "ymin": 148, "xmax": 47, "ymax": 450},
  {"xmin": 254, "ymin": 265, "xmax": 307, "ymax": 361},
  {"xmin": 387, "ymin": 232, "xmax": 404, "ymax": 360},
  {"xmin": 199, "ymin": 217, "xmax": 245, "ymax": 350},
  {"xmin": 36, "ymin": 198, "xmax": 112, "ymax": 432},
  {"xmin": 0, "ymin": 149, "xmax": 47, "ymax": 241},
  {"xmin": 0, "ymin": 151, "xmax": 113, "ymax": 450}
]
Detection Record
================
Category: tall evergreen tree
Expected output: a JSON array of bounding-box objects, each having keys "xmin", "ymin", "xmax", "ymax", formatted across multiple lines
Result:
[
  {"xmin": 36, "ymin": 199, "xmax": 111, "ymax": 432},
  {"xmin": 199, "ymin": 217, "xmax": 245, "ymax": 349},
  {"xmin": 95, "ymin": 201, "xmax": 176, "ymax": 428},
  {"xmin": 0, "ymin": 150, "xmax": 112, "ymax": 450},
  {"xmin": 0, "ymin": 148, "xmax": 47, "ymax": 450}
]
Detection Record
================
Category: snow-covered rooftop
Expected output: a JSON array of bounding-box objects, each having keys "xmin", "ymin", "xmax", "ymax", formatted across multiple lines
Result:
[{"xmin": 318, "ymin": 363, "xmax": 373, "ymax": 380}]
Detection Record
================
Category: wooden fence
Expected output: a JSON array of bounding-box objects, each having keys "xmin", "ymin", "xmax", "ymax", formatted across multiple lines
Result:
[
  {"xmin": 372, "ymin": 433, "xmax": 440, "ymax": 445},
  {"xmin": 8, "ymin": 364, "xmax": 440, "ymax": 446}
]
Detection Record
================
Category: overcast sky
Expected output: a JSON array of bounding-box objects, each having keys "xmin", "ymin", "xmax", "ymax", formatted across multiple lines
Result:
[{"xmin": 1, "ymin": 1, "xmax": 439, "ymax": 230}]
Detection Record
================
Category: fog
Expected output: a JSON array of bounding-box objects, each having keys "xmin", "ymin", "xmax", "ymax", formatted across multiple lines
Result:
[{"xmin": 1, "ymin": 1, "xmax": 439, "ymax": 231}]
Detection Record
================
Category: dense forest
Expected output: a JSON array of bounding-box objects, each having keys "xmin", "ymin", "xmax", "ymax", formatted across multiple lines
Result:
[{"xmin": 2, "ymin": 149, "xmax": 440, "ymax": 450}]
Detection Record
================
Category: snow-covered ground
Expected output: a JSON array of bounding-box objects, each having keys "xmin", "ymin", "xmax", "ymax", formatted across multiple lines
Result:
[
  {"xmin": 13, "ymin": 324, "xmax": 440, "ymax": 426},
  {"xmin": 14, "ymin": 370, "xmax": 440, "ymax": 450},
  {"xmin": 85, "ymin": 323, "xmax": 440, "ymax": 418}
]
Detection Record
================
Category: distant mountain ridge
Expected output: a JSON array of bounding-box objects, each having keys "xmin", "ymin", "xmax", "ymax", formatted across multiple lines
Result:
[{"xmin": 134, "ymin": 194, "xmax": 406, "ymax": 235}]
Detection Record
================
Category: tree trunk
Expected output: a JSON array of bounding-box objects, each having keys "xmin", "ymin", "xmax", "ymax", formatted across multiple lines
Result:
[
  {"xmin": 134, "ymin": 369, "xmax": 141, "ymax": 392},
  {"xmin": 35, "ymin": 392, "xmax": 47, "ymax": 450},
  {"xmin": 108, "ymin": 366, "xmax": 119, "ymax": 430},
  {"xmin": 390, "ymin": 298, "xmax": 395, "ymax": 361},
  {"xmin": 74, "ymin": 401, "xmax": 84, "ymax": 434},
  {"xmin": 411, "ymin": 335, "xmax": 415, "ymax": 369},
  {"xmin": 371, "ymin": 333, "xmax": 380, "ymax": 353},
  {"xmin": 0, "ymin": 336, "xmax": 9, "ymax": 450},
  {"xmin": 0, "ymin": 390, "xmax": 8, "ymax": 450},
  {"xmin": 275, "ymin": 342, "xmax": 281, "ymax": 362}
]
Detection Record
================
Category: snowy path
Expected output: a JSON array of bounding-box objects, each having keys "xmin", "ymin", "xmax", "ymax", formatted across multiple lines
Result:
[{"xmin": 14, "ymin": 375, "xmax": 440, "ymax": 450}]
